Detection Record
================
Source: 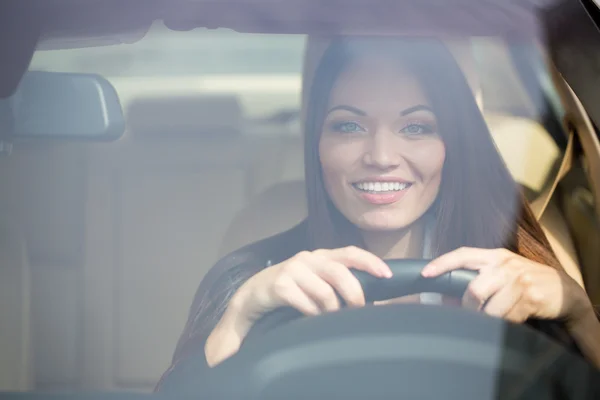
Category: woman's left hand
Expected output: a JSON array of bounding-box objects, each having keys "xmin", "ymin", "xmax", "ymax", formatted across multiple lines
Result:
[{"xmin": 421, "ymin": 247, "xmax": 594, "ymax": 328}]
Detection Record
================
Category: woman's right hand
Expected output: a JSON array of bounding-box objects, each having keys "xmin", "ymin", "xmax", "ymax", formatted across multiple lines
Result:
[
  {"xmin": 205, "ymin": 246, "xmax": 392, "ymax": 366},
  {"xmin": 237, "ymin": 246, "xmax": 393, "ymax": 322}
]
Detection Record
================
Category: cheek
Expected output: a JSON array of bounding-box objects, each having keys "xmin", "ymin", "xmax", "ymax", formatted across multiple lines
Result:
[
  {"xmin": 411, "ymin": 139, "xmax": 446, "ymax": 184},
  {"xmin": 318, "ymin": 138, "xmax": 362, "ymax": 185}
]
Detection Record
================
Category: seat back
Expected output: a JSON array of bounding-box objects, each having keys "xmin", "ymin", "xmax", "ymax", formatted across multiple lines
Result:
[{"xmin": 79, "ymin": 93, "xmax": 305, "ymax": 389}]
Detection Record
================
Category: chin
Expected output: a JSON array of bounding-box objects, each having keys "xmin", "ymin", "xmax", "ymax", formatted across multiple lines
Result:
[{"xmin": 352, "ymin": 211, "xmax": 417, "ymax": 232}]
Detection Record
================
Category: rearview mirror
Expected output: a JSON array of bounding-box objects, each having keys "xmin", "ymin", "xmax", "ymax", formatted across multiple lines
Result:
[{"xmin": 2, "ymin": 71, "xmax": 125, "ymax": 141}]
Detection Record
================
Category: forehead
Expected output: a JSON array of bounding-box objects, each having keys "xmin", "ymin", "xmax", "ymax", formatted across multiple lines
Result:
[{"xmin": 328, "ymin": 56, "xmax": 430, "ymax": 110}]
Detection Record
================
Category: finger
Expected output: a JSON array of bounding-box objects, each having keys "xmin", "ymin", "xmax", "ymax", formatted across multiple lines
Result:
[
  {"xmin": 311, "ymin": 256, "xmax": 366, "ymax": 307},
  {"xmin": 292, "ymin": 268, "xmax": 341, "ymax": 312},
  {"xmin": 503, "ymin": 273, "xmax": 547, "ymax": 323},
  {"xmin": 422, "ymin": 247, "xmax": 513, "ymax": 277},
  {"xmin": 324, "ymin": 246, "xmax": 393, "ymax": 278},
  {"xmin": 271, "ymin": 276, "xmax": 322, "ymax": 316},
  {"xmin": 503, "ymin": 295, "xmax": 535, "ymax": 324},
  {"xmin": 482, "ymin": 272, "xmax": 534, "ymax": 320},
  {"xmin": 462, "ymin": 266, "xmax": 510, "ymax": 311}
]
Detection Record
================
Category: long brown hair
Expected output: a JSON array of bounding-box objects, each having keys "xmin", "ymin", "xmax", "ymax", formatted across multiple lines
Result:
[{"xmin": 303, "ymin": 36, "xmax": 560, "ymax": 269}]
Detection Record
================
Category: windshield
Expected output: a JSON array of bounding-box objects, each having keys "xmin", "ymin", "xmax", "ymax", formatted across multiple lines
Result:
[{"xmin": 3, "ymin": 11, "xmax": 599, "ymax": 398}]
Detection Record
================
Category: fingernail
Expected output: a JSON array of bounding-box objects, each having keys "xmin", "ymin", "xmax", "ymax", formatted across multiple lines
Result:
[{"xmin": 383, "ymin": 268, "xmax": 393, "ymax": 278}]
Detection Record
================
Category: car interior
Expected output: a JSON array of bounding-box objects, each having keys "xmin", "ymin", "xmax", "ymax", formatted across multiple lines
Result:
[{"xmin": 1, "ymin": 0, "xmax": 600, "ymax": 397}]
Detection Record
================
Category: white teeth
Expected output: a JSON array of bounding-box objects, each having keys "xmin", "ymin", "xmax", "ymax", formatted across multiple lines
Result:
[{"xmin": 354, "ymin": 181, "xmax": 411, "ymax": 192}]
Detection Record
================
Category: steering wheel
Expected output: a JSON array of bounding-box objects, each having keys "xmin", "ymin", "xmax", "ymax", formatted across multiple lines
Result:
[
  {"xmin": 161, "ymin": 259, "xmax": 600, "ymax": 400},
  {"xmin": 242, "ymin": 258, "xmax": 477, "ymax": 343}
]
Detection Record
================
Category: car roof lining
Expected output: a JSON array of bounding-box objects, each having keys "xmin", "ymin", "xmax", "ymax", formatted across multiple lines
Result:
[
  {"xmin": 0, "ymin": 0, "xmax": 562, "ymax": 94},
  {"xmin": 25, "ymin": 0, "xmax": 561, "ymax": 50}
]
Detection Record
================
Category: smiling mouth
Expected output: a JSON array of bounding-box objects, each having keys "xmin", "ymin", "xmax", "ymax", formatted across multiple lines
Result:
[{"xmin": 352, "ymin": 181, "xmax": 413, "ymax": 193}]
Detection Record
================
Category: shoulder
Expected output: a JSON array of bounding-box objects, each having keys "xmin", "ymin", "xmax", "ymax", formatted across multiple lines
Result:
[
  {"xmin": 201, "ymin": 219, "xmax": 309, "ymax": 292},
  {"xmin": 182, "ymin": 220, "xmax": 309, "ymax": 337}
]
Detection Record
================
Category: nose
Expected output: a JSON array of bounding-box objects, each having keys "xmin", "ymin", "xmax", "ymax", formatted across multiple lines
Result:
[{"xmin": 363, "ymin": 129, "xmax": 402, "ymax": 170}]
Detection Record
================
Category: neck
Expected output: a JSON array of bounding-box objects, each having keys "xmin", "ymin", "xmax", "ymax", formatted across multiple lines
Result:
[{"xmin": 361, "ymin": 219, "xmax": 426, "ymax": 260}]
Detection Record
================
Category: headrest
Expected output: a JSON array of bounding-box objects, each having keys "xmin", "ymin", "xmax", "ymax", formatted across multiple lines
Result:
[
  {"xmin": 300, "ymin": 36, "xmax": 483, "ymax": 121},
  {"xmin": 126, "ymin": 95, "xmax": 243, "ymax": 138}
]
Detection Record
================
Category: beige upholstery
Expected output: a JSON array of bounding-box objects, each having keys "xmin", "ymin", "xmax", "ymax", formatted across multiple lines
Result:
[
  {"xmin": 74, "ymin": 94, "xmax": 308, "ymax": 389},
  {"xmin": 485, "ymin": 115, "xmax": 583, "ymax": 287},
  {"xmin": 485, "ymin": 113, "xmax": 560, "ymax": 193},
  {"xmin": 218, "ymin": 179, "xmax": 307, "ymax": 257},
  {"xmin": 127, "ymin": 95, "xmax": 244, "ymax": 138},
  {"xmin": 0, "ymin": 216, "xmax": 33, "ymax": 391},
  {"xmin": 541, "ymin": 196, "xmax": 585, "ymax": 288}
]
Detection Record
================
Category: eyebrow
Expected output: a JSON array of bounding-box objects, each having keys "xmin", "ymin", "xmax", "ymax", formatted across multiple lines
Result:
[
  {"xmin": 327, "ymin": 105, "xmax": 367, "ymax": 116},
  {"xmin": 400, "ymin": 105, "xmax": 434, "ymax": 116},
  {"xmin": 327, "ymin": 104, "xmax": 434, "ymax": 117}
]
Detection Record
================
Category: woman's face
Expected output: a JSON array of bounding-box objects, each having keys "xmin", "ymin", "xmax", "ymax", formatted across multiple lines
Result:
[{"xmin": 319, "ymin": 57, "xmax": 446, "ymax": 232}]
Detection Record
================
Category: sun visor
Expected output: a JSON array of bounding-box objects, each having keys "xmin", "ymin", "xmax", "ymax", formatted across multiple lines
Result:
[{"xmin": 126, "ymin": 95, "xmax": 243, "ymax": 138}]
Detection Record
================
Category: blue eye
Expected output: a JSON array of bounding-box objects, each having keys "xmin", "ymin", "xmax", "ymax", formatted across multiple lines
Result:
[
  {"xmin": 331, "ymin": 121, "xmax": 366, "ymax": 134},
  {"xmin": 400, "ymin": 123, "xmax": 435, "ymax": 135}
]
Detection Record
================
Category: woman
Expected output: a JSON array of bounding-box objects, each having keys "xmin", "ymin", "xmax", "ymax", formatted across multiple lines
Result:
[{"xmin": 156, "ymin": 37, "xmax": 600, "ymax": 386}]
